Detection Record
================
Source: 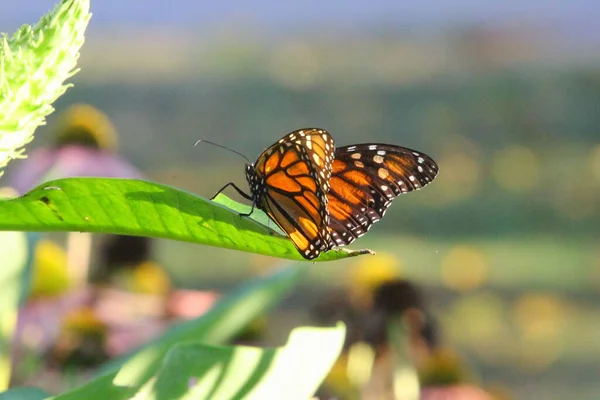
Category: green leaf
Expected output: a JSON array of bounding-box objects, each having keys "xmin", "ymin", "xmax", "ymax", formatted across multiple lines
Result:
[
  {"xmin": 0, "ymin": 0, "xmax": 91, "ymax": 177},
  {"xmin": 212, "ymin": 193, "xmax": 284, "ymax": 236},
  {"xmin": 138, "ymin": 323, "xmax": 346, "ymax": 400},
  {"xmin": 48, "ymin": 373, "xmax": 137, "ymax": 400},
  {"xmin": 0, "ymin": 177, "xmax": 373, "ymax": 261},
  {"xmin": 52, "ymin": 265, "xmax": 305, "ymax": 400},
  {"xmin": 0, "ymin": 231, "xmax": 31, "ymax": 390},
  {"xmin": 0, "ymin": 387, "xmax": 49, "ymax": 400}
]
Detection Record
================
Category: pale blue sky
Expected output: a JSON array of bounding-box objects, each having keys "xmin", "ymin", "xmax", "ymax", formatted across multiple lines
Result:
[
  {"xmin": 1, "ymin": 0, "xmax": 598, "ymax": 55},
  {"xmin": 1, "ymin": 0, "xmax": 596, "ymax": 35}
]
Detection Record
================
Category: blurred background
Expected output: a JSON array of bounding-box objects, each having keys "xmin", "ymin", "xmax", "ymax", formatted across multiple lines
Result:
[{"xmin": 3, "ymin": 1, "xmax": 600, "ymax": 399}]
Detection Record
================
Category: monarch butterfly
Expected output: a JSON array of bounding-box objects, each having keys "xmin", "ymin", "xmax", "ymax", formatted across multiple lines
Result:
[{"xmin": 210, "ymin": 128, "xmax": 438, "ymax": 260}]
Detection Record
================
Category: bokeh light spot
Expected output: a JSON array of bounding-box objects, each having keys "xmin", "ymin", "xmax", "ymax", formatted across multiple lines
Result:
[
  {"xmin": 512, "ymin": 293, "xmax": 566, "ymax": 340},
  {"xmin": 441, "ymin": 245, "xmax": 488, "ymax": 291},
  {"xmin": 492, "ymin": 145, "xmax": 539, "ymax": 192},
  {"xmin": 590, "ymin": 144, "xmax": 600, "ymax": 184},
  {"xmin": 445, "ymin": 292, "xmax": 510, "ymax": 361},
  {"xmin": 433, "ymin": 153, "xmax": 481, "ymax": 203}
]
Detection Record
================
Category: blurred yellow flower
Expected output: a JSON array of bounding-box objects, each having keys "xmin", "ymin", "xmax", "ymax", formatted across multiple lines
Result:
[
  {"xmin": 54, "ymin": 103, "xmax": 118, "ymax": 151},
  {"xmin": 127, "ymin": 261, "xmax": 172, "ymax": 296},
  {"xmin": 323, "ymin": 352, "xmax": 359, "ymax": 400},
  {"xmin": 419, "ymin": 347, "xmax": 470, "ymax": 386},
  {"xmin": 30, "ymin": 239, "xmax": 71, "ymax": 299},
  {"xmin": 347, "ymin": 253, "xmax": 400, "ymax": 306},
  {"xmin": 62, "ymin": 306, "xmax": 107, "ymax": 336}
]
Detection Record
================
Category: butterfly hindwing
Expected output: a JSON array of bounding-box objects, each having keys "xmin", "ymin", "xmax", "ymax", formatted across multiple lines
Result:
[
  {"xmin": 249, "ymin": 128, "xmax": 335, "ymax": 259},
  {"xmin": 326, "ymin": 143, "xmax": 439, "ymax": 248}
]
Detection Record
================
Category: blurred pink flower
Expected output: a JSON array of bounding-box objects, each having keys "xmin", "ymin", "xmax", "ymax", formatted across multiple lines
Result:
[
  {"xmin": 167, "ymin": 289, "xmax": 221, "ymax": 319},
  {"xmin": 13, "ymin": 288, "xmax": 92, "ymax": 359},
  {"xmin": 7, "ymin": 145, "xmax": 144, "ymax": 194},
  {"xmin": 421, "ymin": 385, "xmax": 493, "ymax": 400}
]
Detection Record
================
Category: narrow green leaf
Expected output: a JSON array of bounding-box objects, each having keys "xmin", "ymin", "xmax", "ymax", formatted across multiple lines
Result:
[
  {"xmin": 139, "ymin": 323, "xmax": 346, "ymax": 400},
  {"xmin": 388, "ymin": 319, "xmax": 420, "ymax": 400},
  {"xmin": 0, "ymin": 231, "xmax": 30, "ymax": 390},
  {"xmin": 48, "ymin": 372, "xmax": 138, "ymax": 400},
  {"xmin": 0, "ymin": 0, "xmax": 91, "ymax": 177},
  {"xmin": 0, "ymin": 177, "xmax": 373, "ymax": 261},
  {"xmin": 0, "ymin": 387, "xmax": 49, "ymax": 400},
  {"xmin": 52, "ymin": 265, "xmax": 305, "ymax": 400}
]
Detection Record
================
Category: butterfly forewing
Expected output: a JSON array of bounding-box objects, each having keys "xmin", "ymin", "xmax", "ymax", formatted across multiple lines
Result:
[
  {"xmin": 250, "ymin": 128, "xmax": 335, "ymax": 259},
  {"xmin": 326, "ymin": 143, "xmax": 439, "ymax": 248}
]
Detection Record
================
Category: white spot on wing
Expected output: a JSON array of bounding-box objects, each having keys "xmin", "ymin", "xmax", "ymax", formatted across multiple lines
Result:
[{"xmin": 378, "ymin": 168, "xmax": 389, "ymax": 179}]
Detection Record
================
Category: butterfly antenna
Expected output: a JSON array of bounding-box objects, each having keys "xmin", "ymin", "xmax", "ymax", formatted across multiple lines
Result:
[{"xmin": 194, "ymin": 139, "xmax": 251, "ymax": 163}]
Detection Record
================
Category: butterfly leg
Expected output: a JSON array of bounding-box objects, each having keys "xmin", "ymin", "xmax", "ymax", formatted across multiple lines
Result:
[
  {"xmin": 238, "ymin": 200, "xmax": 255, "ymax": 217},
  {"xmin": 210, "ymin": 182, "xmax": 256, "ymax": 217},
  {"xmin": 210, "ymin": 182, "xmax": 253, "ymax": 201}
]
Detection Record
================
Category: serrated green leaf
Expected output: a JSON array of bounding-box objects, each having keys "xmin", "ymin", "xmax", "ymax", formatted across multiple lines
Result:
[
  {"xmin": 138, "ymin": 323, "xmax": 345, "ymax": 400},
  {"xmin": 0, "ymin": 0, "xmax": 91, "ymax": 177},
  {"xmin": 52, "ymin": 266, "xmax": 305, "ymax": 400},
  {"xmin": 0, "ymin": 177, "xmax": 373, "ymax": 261}
]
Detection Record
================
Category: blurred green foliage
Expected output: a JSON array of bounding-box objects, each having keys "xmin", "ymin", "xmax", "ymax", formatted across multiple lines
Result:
[{"xmin": 39, "ymin": 66, "xmax": 600, "ymax": 240}]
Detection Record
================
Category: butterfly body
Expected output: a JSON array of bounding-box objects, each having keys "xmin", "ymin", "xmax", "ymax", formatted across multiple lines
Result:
[
  {"xmin": 244, "ymin": 129, "xmax": 334, "ymax": 259},
  {"xmin": 215, "ymin": 128, "xmax": 439, "ymax": 260}
]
